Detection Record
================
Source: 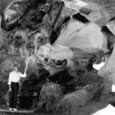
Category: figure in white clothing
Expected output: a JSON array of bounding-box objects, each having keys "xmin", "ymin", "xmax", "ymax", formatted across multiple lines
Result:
[{"xmin": 8, "ymin": 64, "xmax": 27, "ymax": 111}]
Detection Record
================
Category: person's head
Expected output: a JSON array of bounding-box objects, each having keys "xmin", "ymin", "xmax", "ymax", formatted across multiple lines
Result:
[{"xmin": 13, "ymin": 64, "xmax": 18, "ymax": 72}]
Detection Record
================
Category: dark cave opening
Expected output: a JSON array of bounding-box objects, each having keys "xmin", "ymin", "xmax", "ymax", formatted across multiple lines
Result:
[
  {"xmin": 18, "ymin": 68, "xmax": 76, "ymax": 109},
  {"xmin": 73, "ymin": 13, "xmax": 90, "ymax": 23},
  {"xmin": 18, "ymin": 69, "xmax": 50, "ymax": 109}
]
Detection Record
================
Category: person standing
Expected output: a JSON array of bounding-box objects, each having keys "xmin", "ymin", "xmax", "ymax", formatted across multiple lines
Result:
[{"xmin": 8, "ymin": 64, "xmax": 27, "ymax": 111}]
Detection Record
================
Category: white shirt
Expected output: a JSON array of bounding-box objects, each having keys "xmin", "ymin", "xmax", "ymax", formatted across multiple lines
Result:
[
  {"xmin": 93, "ymin": 62, "xmax": 105, "ymax": 71},
  {"xmin": 8, "ymin": 71, "xmax": 26, "ymax": 85}
]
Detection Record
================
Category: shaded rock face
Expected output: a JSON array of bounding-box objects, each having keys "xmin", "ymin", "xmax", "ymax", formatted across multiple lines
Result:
[
  {"xmin": 0, "ymin": 81, "xmax": 8, "ymax": 106},
  {"xmin": 49, "ymin": 69, "xmax": 75, "ymax": 93},
  {"xmin": 38, "ymin": 82, "xmax": 63, "ymax": 112},
  {"xmin": 56, "ymin": 80, "xmax": 103, "ymax": 115}
]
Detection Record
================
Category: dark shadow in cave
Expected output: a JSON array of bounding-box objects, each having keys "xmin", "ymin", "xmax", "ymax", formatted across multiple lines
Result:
[
  {"xmin": 73, "ymin": 13, "xmax": 90, "ymax": 23},
  {"xmin": 86, "ymin": 55, "xmax": 96, "ymax": 72},
  {"xmin": 19, "ymin": 69, "xmax": 50, "ymax": 109},
  {"xmin": 101, "ymin": 26, "xmax": 115, "ymax": 53},
  {"xmin": 19, "ymin": 73, "xmax": 39, "ymax": 109},
  {"xmin": 49, "ymin": 69, "xmax": 75, "ymax": 94},
  {"xmin": 109, "ymin": 17, "xmax": 115, "ymax": 21}
]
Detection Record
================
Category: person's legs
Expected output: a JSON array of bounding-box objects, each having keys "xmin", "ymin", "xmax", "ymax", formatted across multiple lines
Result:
[
  {"xmin": 9, "ymin": 84, "xmax": 14, "ymax": 110},
  {"xmin": 13, "ymin": 83, "xmax": 19, "ymax": 109},
  {"xmin": 11, "ymin": 82, "xmax": 19, "ymax": 110},
  {"xmin": 11, "ymin": 83, "xmax": 15, "ymax": 109}
]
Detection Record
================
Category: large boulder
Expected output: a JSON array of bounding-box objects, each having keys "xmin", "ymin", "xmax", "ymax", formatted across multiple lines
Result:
[
  {"xmin": 56, "ymin": 82, "xmax": 103, "ymax": 115},
  {"xmin": 56, "ymin": 19, "xmax": 108, "ymax": 52},
  {"xmin": 37, "ymin": 82, "xmax": 63, "ymax": 112}
]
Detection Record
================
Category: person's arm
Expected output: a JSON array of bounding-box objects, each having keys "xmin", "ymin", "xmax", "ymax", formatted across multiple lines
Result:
[
  {"xmin": 24, "ymin": 65, "xmax": 28, "ymax": 74},
  {"xmin": 8, "ymin": 73, "xmax": 12, "ymax": 91},
  {"xmin": 19, "ymin": 72, "xmax": 27, "ymax": 78},
  {"xmin": 19, "ymin": 68, "xmax": 27, "ymax": 78}
]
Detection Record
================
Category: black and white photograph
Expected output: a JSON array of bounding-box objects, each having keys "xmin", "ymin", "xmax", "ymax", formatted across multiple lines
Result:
[{"xmin": 0, "ymin": 0, "xmax": 115, "ymax": 115}]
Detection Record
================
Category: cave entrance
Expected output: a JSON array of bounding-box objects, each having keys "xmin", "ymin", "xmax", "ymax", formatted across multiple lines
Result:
[
  {"xmin": 17, "ymin": 73, "xmax": 39, "ymax": 110},
  {"xmin": 17, "ymin": 69, "xmax": 50, "ymax": 110}
]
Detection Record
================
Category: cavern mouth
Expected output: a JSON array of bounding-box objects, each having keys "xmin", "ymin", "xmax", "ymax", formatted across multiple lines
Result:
[{"xmin": 0, "ymin": 0, "xmax": 115, "ymax": 114}]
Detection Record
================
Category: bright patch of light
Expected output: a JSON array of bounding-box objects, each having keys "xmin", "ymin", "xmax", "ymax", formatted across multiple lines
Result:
[
  {"xmin": 93, "ymin": 62, "xmax": 105, "ymax": 71},
  {"xmin": 5, "ymin": 9, "xmax": 17, "ymax": 21},
  {"xmin": 112, "ymin": 84, "xmax": 115, "ymax": 92},
  {"xmin": 92, "ymin": 104, "xmax": 115, "ymax": 115},
  {"xmin": 75, "ymin": 0, "xmax": 88, "ymax": 7}
]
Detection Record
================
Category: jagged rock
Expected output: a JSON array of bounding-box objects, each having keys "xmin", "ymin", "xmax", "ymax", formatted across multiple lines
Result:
[
  {"xmin": 20, "ymin": 9, "xmax": 46, "ymax": 30},
  {"xmin": 1, "ymin": 0, "xmax": 39, "ymax": 31},
  {"xmin": 42, "ymin": 1, "xmax": 64, "ymax": 37}
]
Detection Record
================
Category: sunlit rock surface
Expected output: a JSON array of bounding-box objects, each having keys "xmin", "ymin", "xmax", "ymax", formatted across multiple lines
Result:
[{"xmin": 56, "ymin": 19, "xmax": 108, "ymax": 51}]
